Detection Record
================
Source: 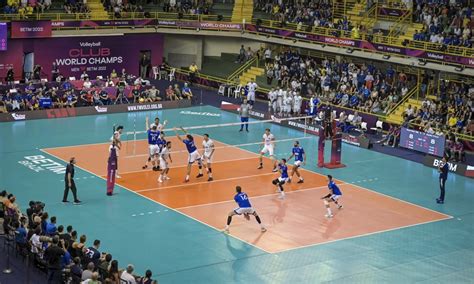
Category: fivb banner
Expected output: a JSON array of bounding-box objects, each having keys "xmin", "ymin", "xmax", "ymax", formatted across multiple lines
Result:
[
  {"xmin": 11, "ymin": 21, "xmax": 52, "ymax": 38},
  {"xmin": 0, "ymin": 34, "xmax": 164, "ymax": 79}
]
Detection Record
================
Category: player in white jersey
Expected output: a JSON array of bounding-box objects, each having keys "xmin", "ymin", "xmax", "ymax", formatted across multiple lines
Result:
[
  {"xmin": 150, "ymin": 117, "xmax": 167, "ymax": 132},
  {"xmin": 202, "ymin": 134, "xmax": 215, "ymax": 181},
  {"xmin": 268, "ymin": 88, "xmax": 277, "ymax": 113},
  {"xmin": 283, "ymin": 91, "xmax": 293, "ymax": 117},
  {"xmin": 257, "ymin": 128, "xmax": 278, "ymax": 171},
  {"xmin": 246, "ymin": 80, "xmax": 258, "ymax": 107},
  {"xmin": 276, "ymin": 88, "xmax": 283, "ymax": 115},
  {"xmin": 293, "ymin": 93, "xmax": 302, "ymax": 115},
  {"xmin": 110, "ymin": 125, "xmax": 123, "ymax": 178},
  {"xmin": 158, "ymin": 141, "xmax": 172, "ymax": 183}
]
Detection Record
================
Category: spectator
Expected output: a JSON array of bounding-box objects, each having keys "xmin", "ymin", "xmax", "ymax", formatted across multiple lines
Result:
[
  {"xmin": 46, "ymin": 216, "xmax": 58, "ymax": 235},
  {"xmin": 139, "ymin": 270, "xmax": 154, "ymax": 284},
  {"xmin": 84, "ymin": 239, "xmax": 101, "ymax": 266},
  {"xmin": 44, "ymin": 236, "xmax": 65, "ymax": 283},
  {"xmin": 70, "ymin": 257, "xmax": 83, "ymax": 283},
  {"xmin": 121, "ymin": 264, "xmax": 137, "ymax": 284},
  {"xmin": 81, "ymin": 262, "xmax": 95, "ymax": 281},
  {"xmin": 81, "ymin": 272, "xmax": 100, "ymax": 284},
  {"xmin": 182, "ymin": 83, "xmax": 193, "ymax": 100},
  {"xmin": 188, "ymin": 62, "xmax": 198, "ymax": 84},
  {"xmin": 106, "ymin": 259, "xmax": 120, "ymax": 283}
]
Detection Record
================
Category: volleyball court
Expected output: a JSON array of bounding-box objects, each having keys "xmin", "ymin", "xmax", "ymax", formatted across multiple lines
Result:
[{"xmin": 43, "ymin": 114, "xmax": 450, "ymax": 253}]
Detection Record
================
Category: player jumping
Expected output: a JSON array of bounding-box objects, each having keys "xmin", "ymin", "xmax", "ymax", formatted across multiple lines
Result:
[
  {"xmin": 143, "ymin": 117, "xmax": 167, "ymax": 170},
  {"xmin": 287, "ymin": 141, "xmax": 306, "ymax": 183},
  {"xmin": 158, "ymin": 141, "xmax": 172, "ymax": 183},
  {"xmin": 174, "ymin": 127, "xmax": 207, "ymax": 182},
  {"xmin": 321, "ymin": 175, "xmax": 343, "ymax": 218},
  {"xmin": 143, "ymin": 116, "xmax": 160, "ymax": 171},
  {"xmin": 224, "ymin": 186, "xmax": 266, "ymax": 233},
  {"xmin": 272, "ymin": 159, "xmax": 289, "ymax": 199},
  {"xmin": 257, "ymin": 128, "xmax": 278, "ymax": 172},
  {"xmin": 202, "ymin": 134, "xmax": 215, "ymax": 181}
]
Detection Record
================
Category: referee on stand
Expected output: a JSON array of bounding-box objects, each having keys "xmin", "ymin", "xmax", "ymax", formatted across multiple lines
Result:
[
  {"xmin": 63, "ymin": 157, "xmax": 81, "ymax": 205},
  {"xmin": 436, "ymin": 156, "xmax": 448, "ymax": 204},
  {"xmin": 239, "ymin": 98, "xmax": 250, "ymax": 132}
]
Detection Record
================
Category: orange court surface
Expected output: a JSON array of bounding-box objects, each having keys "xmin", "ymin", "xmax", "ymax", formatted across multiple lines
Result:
[{"xmin": 44, "ymin": 136, "xmax": 451, "ymax": 253}]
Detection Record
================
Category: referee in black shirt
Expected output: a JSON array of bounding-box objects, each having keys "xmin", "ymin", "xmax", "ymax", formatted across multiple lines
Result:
[
  {"xmin": 436, "ymin": 156, "xmax": 449, "ymax": 204},
  {"xmin": 63, "ymin": 157, "xmax": 81, "ymax": 204}
]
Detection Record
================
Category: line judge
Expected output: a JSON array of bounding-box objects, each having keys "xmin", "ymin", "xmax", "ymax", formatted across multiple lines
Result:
[{"xmin": 63, "ymin": 157, "xmax": 81, "ymax": 204}]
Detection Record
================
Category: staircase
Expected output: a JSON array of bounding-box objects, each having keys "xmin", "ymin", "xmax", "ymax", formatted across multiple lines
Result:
[
  {"xmin": 231, "ymin": 0, "xmax": 253, "ymax": 23},
  {"xmin": 400, "ymin": 22, "xmax": 424, "ymax": 42},
  {"xmin": 239, "ymin": 66, "xmax": 264, "ymax": 85},
  {"xmin": 386, "ymin": 98, "xmax": 422, "ymax": 124},
  {"xmin": 88, "ymin": 0, "xmax": 109, "ymax": 19}
]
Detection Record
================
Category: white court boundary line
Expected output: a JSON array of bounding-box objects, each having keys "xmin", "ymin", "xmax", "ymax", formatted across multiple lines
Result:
[
  {"xmin": 136, "ymin": 172, "xmax": 277, "ymax": 192},
  {"xmin": 39, "ymin": 148, "xmax": 273, "ymax": 254},
  {"xmin": 176, "ymin": 185, "xmax": 335, "ymax": 210}
]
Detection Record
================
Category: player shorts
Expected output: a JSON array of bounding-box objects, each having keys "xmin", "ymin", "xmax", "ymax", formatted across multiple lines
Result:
[
  {"xmin": 278, "ymin": 177, "xmax": 288, "ymax": 183},
  {"xmin": 203, "ymin": 153, "xmax": 213, "ymax": 164},
  {"xmin": 247, "ymin": 92, "xmax": 255, "ymax": 102},
  {"xmin": 149, "ymin": 144, "xmax": 159, "ymax": 156},
  {"xmin": 261, "ymin": 144, "xmax": 274, "ymax": 156},
  {"xmin": 294, "ymin": 160, "xmax": 302, "ymax": 167},
  {"xmin": 159, "ymin": 158, "xmax": 168, "ymax": 170},
  {"xmin": 234, "ymin": 207, "xmax": 255, "ymax": 215},
  {"xmin": 188, "ymin": 150, "xmax": 202, "ymax": 164},
  {"xmin": 330, "ymin": 194, "xmax": 341, "ymax": 201},
  {"xmin": 240, "ymin": 117, "xmax": 249, "ymax": 123}
]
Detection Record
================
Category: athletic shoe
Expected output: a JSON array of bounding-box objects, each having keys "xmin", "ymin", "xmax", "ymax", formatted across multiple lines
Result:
[
  {"xmin": 297, "ymin": 179, "xmax": 304, "ymax": 184},
  {"xmin": 165, "ymin": 176, "xmax": 171, "ymax": 180},
  {"xmin": 436, "ymin": 199, "xmax": 444, "ymax": 204},
  {"xmin": 184, "ymin": 178, "xmax": 189, "ymax": 183},
  {"xmin": 224, "ymin": 228, "xmax": 230, "ymax": 234},
  {"xmin": 116, "ymin": 175, "xmax": 121, "ymax": 179},
  {"xmin": 261, "ymin": 227, "xmax": 267, "ymax": 232},
  {"xmin": 278, "ymin": 194, "xmax": 285, "ymax": 199},
  {"xmin": 338, "ymin": 205, "xmax": 343, "ymax": 210},
  {"xmin": 62, "ymin": 200, "xmax": 70, "ymax": 203},
  {"xmin": 246, "ymin": 129, "xmax": 249, "ymax": 132},
  {"xmin": 106, "ymin": 193, "xmax": 113, "ymax": 196},
  {"xmin": 196, "ymin": 173, "xmax": 204, "ymax": 178},
  {"xmin": 153, "ymin": 167, "xmax": 159, "ymax": 171},
  {"xmin": 158, "ymin": 177, "xmax": 163, "ymax": 183},
  {"xmin": 272, "ymin": 168, "xmax": 278, "ymax": 172},
  {"xmin": 287, "ymin": 178, "xmax": 292, "ymax": 183},
  {"xmin": 73, "ymin": 200, "xmax": 82, "ymax": 205},
  {"xmin": 257, "ymin": 165, "xmax": 263, "ymax": 169},
  {"xmin": 142, "ymin": 165, "xmax": 148, "ymax": 169},
  {"xmin": 325, "ymin": 213, "xmax": 333, "ymax": 218},
  {"xmin": 208, "ymin": 177, "xmax": 213, "ymax": 181},
  {"xmin": 239, "ymin": 129, "xmax": 243, "ymax": 132}
]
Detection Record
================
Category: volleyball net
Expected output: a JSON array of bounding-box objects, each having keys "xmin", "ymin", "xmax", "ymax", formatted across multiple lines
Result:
[{"xmin": 122, "ymin": 115, "xmax": 315, "ymax": 158}]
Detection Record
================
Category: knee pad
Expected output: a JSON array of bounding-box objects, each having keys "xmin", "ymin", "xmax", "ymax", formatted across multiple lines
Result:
[{"xmin": 323, "ymin": 200, "xmax": 329, "ymax": 205}]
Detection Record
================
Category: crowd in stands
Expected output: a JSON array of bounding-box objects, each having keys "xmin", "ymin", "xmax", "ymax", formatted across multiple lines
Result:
[
  {"xmin": 263, "ymin": 48, "xmax": 414, "ymax": 116},
  {"xmin": 402, "ymin": 79, "xmax": 473, "ymax": 138},
  {"xmin": 0, "ymin": 66, "xmax": 193, "ymax": 113},
  {"xmin": 412, "ymin": 0, "xmax": 473, "ymax": 48},
  {"xmin": 104, "ymin": 0, "xmax": 213, "ymax": 18},
  {"xmin": 1, "ymin": 190, "xmax": 157, "ymax": 283},
  {"xmin": 2, "ymin": 0, "xmax": 90, "ymax": 16}
]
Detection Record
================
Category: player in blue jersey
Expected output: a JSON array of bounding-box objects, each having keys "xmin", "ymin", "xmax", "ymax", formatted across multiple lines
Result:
[
  {"xmin": 272, "ymin": 159, "xmax": 289, "ymax": 199},
  {"xmin": 224, "ymin": 186, "xmax": 266, "ymax": 233},
  {"xmin": 142, "ymin": 116, "xmax": 161, "ymax": 171},
  {"xmin": 287, "ymin": 141, "xmax": 306, "ymax": 183},
  {"xmin": 321, "ymin": 175, "xmax": 343, "ymax": 218},
  {"xmin": 175, "ymin": 127, "xmax": 207, "ymax": 182}
]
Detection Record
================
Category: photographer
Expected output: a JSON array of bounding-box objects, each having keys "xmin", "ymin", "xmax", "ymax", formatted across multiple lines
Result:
[{"xmin": 44, "ymin": 236, "xmax": 65, "ymax": 283}]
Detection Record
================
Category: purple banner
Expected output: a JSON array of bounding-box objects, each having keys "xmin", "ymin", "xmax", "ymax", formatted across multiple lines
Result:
[
  {"xmin": 0, "ymin": 34, "xmax": 164, "ymax": 80},
  {"xmin": 377, "ymin": 7, "xmax": 409, "ymax": 17},
  {"xmin": 0, "ymin": 22, "xmax": 6, "ymax": 51},
  {"xmin": 11, "ymin": 21, "xmax": 52, "ymax": 38},
  {"xmin": 246, "ymin": 24, "xmax": 474, "ymax": 67}
]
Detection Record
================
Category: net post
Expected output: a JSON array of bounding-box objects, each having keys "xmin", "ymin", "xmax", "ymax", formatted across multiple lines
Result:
[{"xmin": 133, "ymin": 113, "xmax": 137, "ymax": 156}]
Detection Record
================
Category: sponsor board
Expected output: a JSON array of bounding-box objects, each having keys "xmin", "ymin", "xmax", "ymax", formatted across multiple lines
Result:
[
  {"xmin": 11, "ymin": 113, "xmax": 26, "ymax": 120},
  {"xmin": 286, "ymin": 120, "xmax": 320, "ymax": 135},
  {"xmin": 18, "ymin": 155, "xmax": 65, "ymax": 174},
  {"xmin": 0, "ymin": 100, "xmax": 190, "ymax": 122},
  {"xmin": 179, "ymin": 110, "xmax": 221, "ymax": 117},
  {"xmin": 423, "ymin": 155, "xmax": 471, "ymax": 177}
]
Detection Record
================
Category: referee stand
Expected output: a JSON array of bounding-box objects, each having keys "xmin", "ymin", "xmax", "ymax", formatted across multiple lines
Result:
[{"xmin": 318, "ymin": 121, "xmax": 346, "ymax": 169}]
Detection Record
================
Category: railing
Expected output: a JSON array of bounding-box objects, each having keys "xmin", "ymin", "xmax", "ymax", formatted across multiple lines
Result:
[
  {"xmin": 386, "ymin": 85, "xmax": 418, "ymax": 116},
  {"xmin": 227, "ymin": 56, "xmax": 257, "ymax": 82},
  {"xmin": 388, "ymin": 9, "xmax": 412, "ymax": 37}
]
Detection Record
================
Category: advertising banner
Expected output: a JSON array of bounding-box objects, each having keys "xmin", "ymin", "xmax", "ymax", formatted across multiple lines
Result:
[
  {"xmin": 0, "ymin": 100, "xmax": 191, "ymax": 122},
  {"xmin": 0, "ymin": 34, "xmax": 164, "ymax": 80},
  {"xmin": 422, "ymin": 155, "xmax": 471, "ymax": 178},
  {"xmin": 0, "ymin": 22, "xmax": 6, "ymax": 51},
  {"xmin": 377, "ymin": 7, "xmax": 410, "ymax": 17},
  {"xmin": 11, "ymin": 21, "xmax": 52, "ymax": 38}
]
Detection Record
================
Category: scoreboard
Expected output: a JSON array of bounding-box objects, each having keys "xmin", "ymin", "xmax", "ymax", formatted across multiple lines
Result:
[
  {"xmin": 0, "ymin": 23, "xmax": 6, "ymax": 51},
  {"xmin": 399, "ymin": 127, "xmax": 445, "ymax": 157}
]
